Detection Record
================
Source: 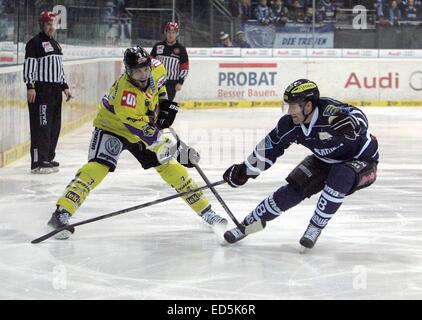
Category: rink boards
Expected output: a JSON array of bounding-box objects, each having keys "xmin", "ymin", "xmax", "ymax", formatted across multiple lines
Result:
[{"xmin": 1, "ymin": 55, "xmax": 422, "ymax": 167}]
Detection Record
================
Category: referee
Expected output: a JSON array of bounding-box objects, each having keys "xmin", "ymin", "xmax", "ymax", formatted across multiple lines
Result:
[
  {"xmin": 150, "ymin": 22, "xmax": 189, "ymax": 101},
  {"xmin": 23, "ymin": 11, "xmax": 72, "ymax": 174}
]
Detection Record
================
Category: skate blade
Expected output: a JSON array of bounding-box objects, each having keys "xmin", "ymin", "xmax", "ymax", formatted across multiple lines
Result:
[
  {"xmin": 31, "ymin": 168, "xmax": 55, "ymax": 174},
  {"xmin": 46, "ymin": 223, "xmax": 74, "ymax": 240}
]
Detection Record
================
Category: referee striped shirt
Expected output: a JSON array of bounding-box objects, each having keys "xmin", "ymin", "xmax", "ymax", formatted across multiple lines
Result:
[
  {"xmin": 23, "ymin": 32, "xmax": 68, "ymax": 90},
  {"xmin": 150, "ymin": 40, "xmax": 189, "ymax": 84}
]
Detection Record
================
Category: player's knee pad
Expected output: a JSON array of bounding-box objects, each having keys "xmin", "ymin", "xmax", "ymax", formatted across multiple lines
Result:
[
  {"xmin": 57, "ymin": 162, "xmax": 110, "ymax": 214},
  {"xmin": 343, "ymin": 160, "xmax": 378, "ymax": 195},
  {"xmin": 88, "ymin": 128, "xmax": 124, "ymax": 172},
  {"xmin": 286, "ymin": 155, "xmax": 331, "ymax": 198},
  {"xmin": 273, "ymin": 184, "xmax": 306, "ymax": 212},
  {"xmin": 326, "ymin": 163, "xmax": 356, "ymax": 195},
  {"xmin": 155, "ymin": 160, "xmax": 210, "ymax": 214}
]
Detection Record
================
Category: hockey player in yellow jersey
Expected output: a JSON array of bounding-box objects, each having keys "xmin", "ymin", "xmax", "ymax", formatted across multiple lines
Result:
[{"xmin": 47, "ymin": 46, "xmax": 227, "ymax": 239}]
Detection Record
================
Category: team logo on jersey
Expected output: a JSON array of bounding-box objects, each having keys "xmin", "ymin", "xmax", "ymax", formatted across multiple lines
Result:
[
  {"xmin": 141, "ymin": 124, "xmax": 156, "ymax": 137},
  {"xmin": 157, "ymin": 45, "xmax": 164, "ymax": 54},
  {"xmin": 323, "ymin": 104, "xmax": 352, "ymax": 117},
  {"xmin": 318, "ymin": 131, "xmax": 333, "ymax": 142},
  {"xmin": 105, "ymin": 137, "xmax": 121, "ymax": 156},
  {"xmin": 42, "ymin": 41, "xmax": 54, "ymax": 53},
  {"xmin": 323, "ymin": 105, "xmax": 341, "ymax": 116},
  {"xmin": 121, "ymin": 90, "xmax": 137, "ymax": 108}
]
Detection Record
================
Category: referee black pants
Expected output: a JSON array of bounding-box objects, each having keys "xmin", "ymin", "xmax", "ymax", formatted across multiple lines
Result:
[
  {"xmin": 166, "ymin": 80, "xmax": 178, "ymax": 101},
  {"xmin": 28, "ymin": 82, "xmax": 63, "ymax": 169}
]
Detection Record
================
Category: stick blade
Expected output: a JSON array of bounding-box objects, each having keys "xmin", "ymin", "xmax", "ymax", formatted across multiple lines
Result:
[{"xmin": 31, "ymin": 226, "xmax": 75, "ymax": 244}]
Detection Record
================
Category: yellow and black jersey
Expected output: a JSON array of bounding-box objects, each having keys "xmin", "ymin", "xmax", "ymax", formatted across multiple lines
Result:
[{"xmin": 93, "ymin": 59, "xmax": 167, "ymax": 145}]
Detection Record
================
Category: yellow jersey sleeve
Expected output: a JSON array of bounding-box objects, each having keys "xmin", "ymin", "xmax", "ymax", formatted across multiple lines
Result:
[{"xmin": 151, "ymin": 59, "xmax": 168, "ymax": 100}]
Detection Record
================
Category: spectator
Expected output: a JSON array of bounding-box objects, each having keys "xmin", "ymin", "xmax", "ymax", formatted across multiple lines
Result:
[
  {"xmin": 375, "ymin": 0, "xmax": 391, "ymax": 25},
  {"xmin": 218, "ymin": 32, "xmax": 234, "ymax": 47},
  {"xmin": 416, "ymin": 0, "xmax": 422, "ymax": 19},
  {"xmin": 239, "ymin": 0, "xmax": 252, "ymax": 19},
  {"xmin": 271, "ymin": 0, "xmax": 289, "ymax": 25},
  {"xmin": 396, "ymin": 0, "xmax": 406, "ymax": 14},
  {"xmin": 229, "ymin": 0, "xmax": 252, "ymax": 20},
  {"xmin": 103, "ymin": 0, "xmax": 130, "ymax": 45},
  {"xmin": 375, "ymin": 0, "xmax": 386, "ymax": 17},
  {"xmin": 289, "ymin": 0, "xmax": 305, "ymax": 23},
  {"xmin": 334, "ymin": 0, "xmax": 345, "ymax": 8},
  {"xmin": 388, "ymin": 0, "xmax": 403, "ymax": 26},
  {"xmin": 254, "ymin": 0, "xmax": 272, "ymax": 24},
  {"xmin": 404, "ymin": 0, "xmax": 420, "ymax": 20},
  {"xmin": 234, "ymin": 30, "xmax": 252, "ymax": 47},
  {"xmin": 318, "ymin": 0, "xmax": 337, "ymax": 21},
  {"xmin": 285, "ymin": 0, "xmax": 306, "ymax": 7},
  {"xmin": 228, "ymin": 0, "xmax": 240, "ymax": 17},
  {"xmin": 304, "ymin": 4, "xmax": 315, "ymax": 23}
]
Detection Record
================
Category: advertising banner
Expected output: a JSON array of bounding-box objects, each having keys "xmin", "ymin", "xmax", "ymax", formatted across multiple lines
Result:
[
  {"xmin": 242, "ymin": 21, "xmax": 335, "ymax": 48},
  {"xmin": 178, "ymin": 57, "xmax": 422, "ymax": 106}
]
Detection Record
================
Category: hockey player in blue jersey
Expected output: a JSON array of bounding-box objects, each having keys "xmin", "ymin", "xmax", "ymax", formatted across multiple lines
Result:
[{"xmin": 223, "ymin": 79, "xmax": 379, "ymax": 249}]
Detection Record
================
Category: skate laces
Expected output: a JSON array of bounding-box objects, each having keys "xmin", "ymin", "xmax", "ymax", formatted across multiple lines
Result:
[
  {"xmin": 57, "ymin": 210, "xmax": 70, "ymax": 225},
  {"xmin": 305, "ymin": 225, "xmax": 321, "ymax": 241},
  {"xmin": 201, "ymin": 210, "xmax": 223, "ymax": 224}
]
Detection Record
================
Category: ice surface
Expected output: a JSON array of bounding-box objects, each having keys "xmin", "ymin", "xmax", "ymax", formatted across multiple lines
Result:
[{"xmin": 1, "ymin": 107, "xmax": 422, "ymax": 299}]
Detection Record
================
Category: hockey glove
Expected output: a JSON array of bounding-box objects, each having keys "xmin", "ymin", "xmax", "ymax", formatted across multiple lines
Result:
[
  {"xmin": 223, "ymin": 163, "xmax": 252, "ymax": 188},
  {"xmin": 174, "ymin": 138, "xmax": 200, "ymax": 168},
  {"xmin": 146, "ymin": 129, "xmax": 178, "ymax": 164},
  {"xmin": 156, "ymin": 100, "xmax": 179, "ymax": 129}
]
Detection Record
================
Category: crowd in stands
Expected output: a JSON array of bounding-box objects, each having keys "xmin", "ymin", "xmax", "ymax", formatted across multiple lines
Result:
[
  {"xmin": 227, "ymin": 0, "xmax": 421, "ymax": 26},
  {"xmin": 376, "ymin": 0, "xmax": 422, "ymax": 26},
  {"xmin": 216, "ymin": 30, "xmax": 252, "ymax": 47},
  {"xmin": 228, "ymin": 0, "xmax": 341, "ymax": 24}
]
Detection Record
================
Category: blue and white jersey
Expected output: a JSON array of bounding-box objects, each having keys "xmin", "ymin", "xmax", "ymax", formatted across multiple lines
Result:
[{"xmin": 245, "ymin": 97, "xmax": 379, "ymax": 175}]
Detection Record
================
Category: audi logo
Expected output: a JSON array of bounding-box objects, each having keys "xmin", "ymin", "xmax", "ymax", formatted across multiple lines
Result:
[{"xmin": 409, "ymin": 71, "xmax": 422, "ymax": 91}]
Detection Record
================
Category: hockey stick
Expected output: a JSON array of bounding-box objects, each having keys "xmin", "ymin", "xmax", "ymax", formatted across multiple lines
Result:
[
  {"xmin": 167, "ymin": 127, "xmax": 244, "ymax": 231},
  {"xmin": 193, "ymin": 164, "xmax": 266, "ymax": 241},
  {"xmin": 193, "ymin": 163, "xmax": 244, "ymax": 231},
  {"xmin": 31, "ymin": 180, "xmax": 226, "ymax": 244}
]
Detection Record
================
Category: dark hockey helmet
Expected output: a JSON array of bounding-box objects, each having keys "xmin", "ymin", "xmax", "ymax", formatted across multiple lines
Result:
[
  {"xmin": 283, "ymin": 79, "xmax": 320, "ymax": 106},
  {"xmin": 123, "ymin": 46, "xmax": 151, "ymax": 74}
]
